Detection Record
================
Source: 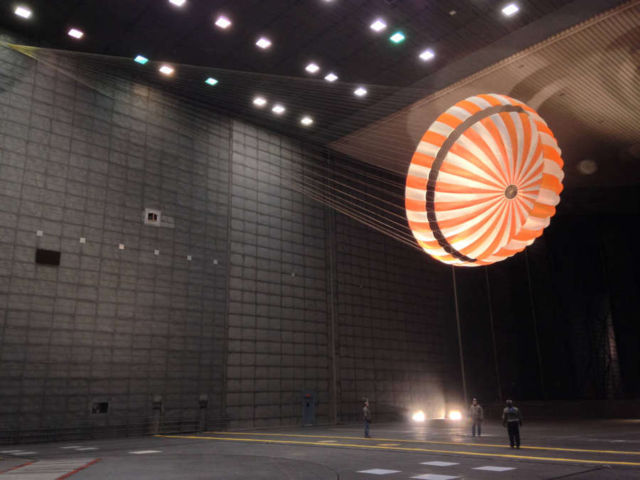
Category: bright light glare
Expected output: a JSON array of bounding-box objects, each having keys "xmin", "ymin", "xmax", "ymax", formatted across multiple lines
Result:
[
  {"xmin": 324, "ymin": 72, "xmax": 338, "ymax": 82},
  {"xmin": 256, "ymin": 37, "xmax": 272, "ymax": 49},
  {"xmin": 159, "ymin": 65, "xmax": 174, "ymax": 76},
  {"xmin": 272, "ymin": 104, "xmax": 286, "ymax": 115},
  {"xmin": 354, "ymin": 87, "xmax": 367, "ymax": 97},
  {"xmin": 412, "ymin": 411, "xmax": 426, "ymax": 422},
  {"xmin": 305, "ymin": 62, "xmax": 320, "ymax": 74},
  {"xmin": 205, "ymin": 77, "xmax": 218, "ymax": 86},
  {"xmin": 502, "ymin": 3, "xmax": 519, "ymax": 16},
  {"xmin": 215, "ymin": 15, "xmax": 231, "ymax": 29},
  {"xmin": 134, "ymin": 55, "xmax": 149, "ymax": 65},
  {"xmin": 253, "ymin": 96, "xmax": 267, "ymax": 107},
  {"xmin": 300, "ymin": 116, "xmax": 313, "ymax": 126},
  {"xmin": 370, "ymin": 19, "xmax": 387, "ymax": 32},
  {"xmin": 449, "ymin": 410, "xmax": 462, "ymax": 421},
  {"xmin": 14, "ymin": 6, "xmax": 32, "ymax": 19},
  {"xmin": 169, "ymin": 0, "xmax": 186, "ymax": 6},
  {"xmin": 419, "ymin": 49, "xmax": 435, "ymax": 61},
  {"xmin": 390, "ymin": 31, "xmax": 405, "ymax": 44},
  {"xmin": 68, "ymin": 28, "xmax": 84, "ymax": 39}
]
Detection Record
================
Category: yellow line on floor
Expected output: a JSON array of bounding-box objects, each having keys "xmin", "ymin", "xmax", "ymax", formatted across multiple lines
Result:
[
  {"xmin": 203, "ymin": 430, "xmax": 640, "ymax": 456},
  {"xmin": 157, "ymin": 434, "xmax": 640, "ymax": 467}
]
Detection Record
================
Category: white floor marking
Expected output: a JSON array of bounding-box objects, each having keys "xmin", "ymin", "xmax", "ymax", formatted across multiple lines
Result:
[
  {"xmin": 129, "ymin": 450, "xmax": 162, "ymax": 454},
  {"xmin": 473, "ymin": 466, "xmax": 516, "ymax": 472},
  {"xmin": 420, "ymin": 461, "xmax": 459, "ymax": 467},
  {"xmin": 60, "ymin": 446, "xmax": 83, "ymax": 449},
  {"xmin": 74, "ymin": 447, "xmax": 98, "ymax": 451},
  {"xmin": 1, "ymin": 450, "xmax": 25, "ymax": 453},
  {"xmin": 13, "ymin": 451, "xmax": 37, "ymax": 455},
  {"xmin": 411, "ymin": 474, "xmax": 460, "ymax": 480},
  {"xmin": 357, "ymin": 469, "xmax": 401, "ymax": 475}
]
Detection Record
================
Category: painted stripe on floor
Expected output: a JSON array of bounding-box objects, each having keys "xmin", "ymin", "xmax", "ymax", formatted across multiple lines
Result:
[
  {"xmin": 421, "ymin": 461, "xmax": 459, "ymax": 467},
  {"xmin": 203, "ymin": 431, "xmax": 640, "ymax": 455},
  {"xmin": 74, "ymin": 447, "xmax": 97, "ymax": 451},
  {"xmin": 377, "ymin": 443, "xmax": 401, "ymax": 447},
  {"xmin": 12, "ymin": 451, "xmax": 37, "ymax": 456},
  {"xmin": 129, "ymin": 450, "xmax": 162, "ymax": 455},
  {"xmin": 158, "ymin": 434, "xmax": 640, "ymax": 467},
  {"xmin": 473, "ymin": 466, "xmax": 516, "ymax": 471},
  {"xmin": 357, "ymin": 469, "xmax": 401, "ymax": 475},
  {"xmin": 1, "ymin": 458, "xmax": 100, "ymax": 479},
  {"xmin": 412, "ymin": 474, "xmax": 459, "ymax": 480}
]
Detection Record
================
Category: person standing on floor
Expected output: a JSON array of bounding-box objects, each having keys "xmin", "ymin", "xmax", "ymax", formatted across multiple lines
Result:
[
  {"xmin": 363, "ymin": 399, "xmax": 372, "ymax": 438},
  {"xmin": 469, "ymin": 397, "xmax": 484, "ymax": 437},
  {"xmin": 502, "ymin": 399, "xmax": 523, "ymax": 448}
]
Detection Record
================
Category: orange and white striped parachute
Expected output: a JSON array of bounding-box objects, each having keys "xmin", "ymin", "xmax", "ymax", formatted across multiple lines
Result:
[{"xmin": 405, "ymin": 94, "xmax": 564, "ymax": 266}]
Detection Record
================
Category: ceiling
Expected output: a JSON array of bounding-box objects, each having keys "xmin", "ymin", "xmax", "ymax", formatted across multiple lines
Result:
[
  {"xmin": 0, "ymin": 0, "xmax": 629, "ymax": 141},
  {"xmin": 1, "ymin": 0, "xmax": 638, "ymax": 211}
]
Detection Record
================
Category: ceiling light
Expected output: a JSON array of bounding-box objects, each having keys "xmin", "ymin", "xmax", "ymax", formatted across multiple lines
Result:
[
  {"xmin": 324, "ymin": 72, "xmax": 338, "ymax": 82},
  {"xmin": 256, "ymin": 37, "xmax": 272, "ymax": 49},
  {"xmin": 253, "ymin": 96, "xmax": 267, "ymax": 107},
  {"xmin": 215, "ymin": 15, "xmax": 231, "ymax": 29},
  {"xmin": 159, "ymin": 64, "xmax": 174, "ymax": 76},
  {"xmin": 300, "ymin": 116, "xmax": 314, "ymax": 126},
  {"xmin": 134, "ymin": 55, "xmax": 149, "ymax": 65},
  {"xmin": 305, "ymin": 62, "xmax": 320, "ymax": 74},
  {"xmin": 370, "ymin": 19, "xmax": 387, "ymax": 32},
  {"xmin": 169, "ymin": 0, "xmax": 186, "ymax": 6},
  {"xmin": 272, "ymin": 104, "xmax": 286, "ymax": 115},
  {"xmin": 205, "ymin": 77, "xmax": 218, "ymax": 86},
  {"xmin": 14, "ymin": 6, "xmax": 32, "ymax": 19},
  {"xmin": 68, "ymin": 28, "xmax": 84, "ymax": 39},
  {"xmin": 419, "ymin": 49, "xmax": 435, "ymax": 61},
  {"xmin": 502, "ymin": 3, "xmax": 519, "ymax": 16},
  {"xmin": 354, "ymin": 87, "xmax": 367, "ymax": 97},
  {"xmin": 389, "ymin": 31, "xmax": 405, "ymax": 44}
]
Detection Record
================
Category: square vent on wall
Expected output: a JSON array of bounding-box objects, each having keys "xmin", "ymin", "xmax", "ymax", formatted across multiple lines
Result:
[{"xmin": 143, "ymin": 208, "xmax": 162, "ymax": 226}]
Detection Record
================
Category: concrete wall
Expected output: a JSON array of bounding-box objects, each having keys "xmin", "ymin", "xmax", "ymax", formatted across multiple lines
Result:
[{"xmin": 0, "ymin": 37, "xmax": 454, "ymax": 441}]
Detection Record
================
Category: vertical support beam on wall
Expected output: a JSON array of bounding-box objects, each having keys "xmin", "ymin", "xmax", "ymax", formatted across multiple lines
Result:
[
  {"xmin": 451, "ymin": 266, "xmax": 468, "ymax": 407},
  {"xmin": 221, "ymin": 118, "xmax": 235, "ymax": 428},
  {"xmin": 484, "ymin": 267, "xmax": 503, "ymax": 402},
  {"xmin": 524, "ymin": 250, "xmax": 546, "ymax": 400},
  {"xmin": 325, "ymin": 153, "xmax": 339, "ymax": 425}
]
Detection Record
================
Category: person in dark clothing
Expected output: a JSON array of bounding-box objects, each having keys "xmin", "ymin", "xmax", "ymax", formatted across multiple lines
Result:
[
  {"xmin": 363, "ymin": 399, "xmax": 372, "ymax": 438},
  {"xmin": 468, "ymin": 398, "xmax": 484, "ymax": 437},
  {"xmin": 502, "ymin": 399, "xmax": 523, "ymax": 448}
]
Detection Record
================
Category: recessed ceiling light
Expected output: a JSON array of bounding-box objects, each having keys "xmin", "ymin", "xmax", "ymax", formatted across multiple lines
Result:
[
  {"xmin": 68, "ymin": 28, "xmax": 84, "ymax": 39},
  {"xmin": 449, "ymin": 10, "xmax": 457, "ymax": 16},
  {"xmin": 305, "ymin": 62, "xmax": 320, "ymax": 74},
  {"xmin": 370, "ymin": 19, "xmax": 387, "ymax": 32},
  {"xmin": 419, "ymin": 48, "xmax": 435, "ymax": 61},
  {"xmin": 300, "ymin": 116, "xmax": 314, "ymax": 126},
  {"xmin": 169, "ymin": 0, "xmax": 186, "ymax": 6},
  {"xmin": 272, "ymin": 104, "xmax": 286, "ymax": 115},
  {"xmin": 215, "ymin": 15, "xmax": 231, "ymax": 29},
  {"xmin": 502, "ymin": 3, "xmax": 519, "ymax": 16},
  {"xmin": 253, "ymin": 96, "xmax": 267, "ymax": 107},
  {"xmin": 134, "ymin": 55, "xmax": 149, "ymax": 65},
  {"xmin": 205, "ymin": 77, "xmax": 218, "ymax": 86},
  {"xmin": 324, "ymin": 72, "xmax": 338, "ymax": 82},
  {"xmin": 14, "ymin": 6, "xmax": 32, "ymax": 19},
  {"xmin": 389, "ymin": 31, "xmax": 405, "ymax": 44},
  {"xmin": 354, "ymin": 87, "xmax": 367, "ymax": 97},
  {"xmin": 256, "ymin": 37, "xmax": 272, "ymax": 49},
  {"xmin": 159, "ymin": 64, "xmax": 174, "ymax": 76}
]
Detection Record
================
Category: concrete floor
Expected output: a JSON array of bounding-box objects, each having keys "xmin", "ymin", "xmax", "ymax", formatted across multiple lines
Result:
[{"xmin": 1, "ymin": 419, "xmax": 639, "ymax": 479}]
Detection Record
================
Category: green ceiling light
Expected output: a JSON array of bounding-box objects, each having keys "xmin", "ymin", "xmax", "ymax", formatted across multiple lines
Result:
[
  {"xmin": 390, "ymin": 31, "xmax": 405, "ymax": 44},
  {"xmin": 205, "ymin": 77, "xmax": 219, "ymax": 86},
  {"xmin": 134, "ymin": 55, "xmax": 149, "ymax": 65}
]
